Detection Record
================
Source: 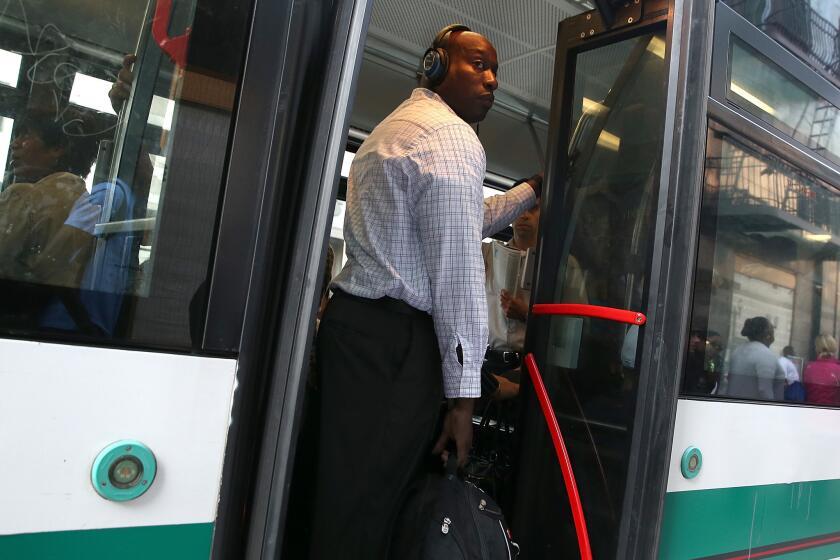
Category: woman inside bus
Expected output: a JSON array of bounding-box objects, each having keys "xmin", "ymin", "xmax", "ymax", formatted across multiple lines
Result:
[
  {"xmin": 722, "ymin": 316, "xmax": 785, "ymax": 401},
  {"xmin": 802, "ymin": 334, "xmax": 840, "ymax": 406}
]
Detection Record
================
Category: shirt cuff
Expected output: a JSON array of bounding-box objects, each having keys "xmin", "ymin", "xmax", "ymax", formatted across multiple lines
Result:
[
  {"xmin": 442, "ymin": 356, "xmax": 482, "ymax": 399},
  {"xmin": 508, "ymin": 181, "xmax": 537, "ymax": 207}
]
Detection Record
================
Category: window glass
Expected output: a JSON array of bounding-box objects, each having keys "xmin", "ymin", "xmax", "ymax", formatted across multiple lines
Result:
[
  {"xmin": 515, "ymin": 30, "xmax": 667, "ymax": 558},
  {"xmin": 0, "ymin": 0, "xmax": 250, "ymax": 350},
  {"xmin": 0, "ymin": 117, "xmax": 12, "ymax": 177},
  {"xmin": 724, "ymin": 0, "xmax": 840, "ymax": 82},
  {"xmin": 728, "ymin": 38, "xmax": 840, "ymax": 164},
  {"xmin": 0, "ymin": 50, "xmax": 22, "ymax": 87},
  {"xmin": 685, "ymin": 122, "xmax": 840, "ymax": 406}
]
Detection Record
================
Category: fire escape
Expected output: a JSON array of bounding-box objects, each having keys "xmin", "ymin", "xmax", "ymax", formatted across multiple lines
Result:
[{"xmin": 725, "ymin": 0, "xmax": 840, "ymax": 234}]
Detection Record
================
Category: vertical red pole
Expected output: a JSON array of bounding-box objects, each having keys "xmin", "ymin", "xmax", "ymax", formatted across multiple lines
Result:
[{"xmin": 524, "ymin": 353, "xmax": 593, "ymax": 560}]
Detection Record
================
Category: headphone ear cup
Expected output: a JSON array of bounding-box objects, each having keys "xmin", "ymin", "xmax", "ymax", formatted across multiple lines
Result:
[
  {"xmin": 423, "ymin": 48, "xmax": 445, "ymax": 86},
  {"xmin": 422, "ymin": 24, "xmax": 468, "ymax": 87},
  {"xmin": 434, "ymin": 47, "xmax": 449, "ymax": 85}
]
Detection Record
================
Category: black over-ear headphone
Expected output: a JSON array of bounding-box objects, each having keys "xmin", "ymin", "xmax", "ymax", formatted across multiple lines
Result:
[{"xmin": 421, "ymin": 24, "xmax": 471, "ymax": 87}]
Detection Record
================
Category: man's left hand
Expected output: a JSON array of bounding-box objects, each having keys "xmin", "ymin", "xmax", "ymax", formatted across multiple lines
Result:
[{"xmin": 432, "ymin": 398, "xmax": 474, "ymax": 467}]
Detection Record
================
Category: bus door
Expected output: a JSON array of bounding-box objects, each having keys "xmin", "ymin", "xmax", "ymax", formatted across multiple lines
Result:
[
  {"xmin": 510, "ymin": 1, "xmax": 712, "ymax": 558},
  {"xmin": 0, "ymin": 0, "xmax": 369, "ymax": 557}
]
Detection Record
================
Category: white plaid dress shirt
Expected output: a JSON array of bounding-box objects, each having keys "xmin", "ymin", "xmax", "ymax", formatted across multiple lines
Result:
[{"xmin": 332, "ymin": 88, "xmax": 536, "ymax": 398}]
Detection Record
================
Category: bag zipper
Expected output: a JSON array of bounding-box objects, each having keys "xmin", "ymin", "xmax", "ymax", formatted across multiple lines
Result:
[
  {"xmin": 465, "ymin": 485, "xmax": 489, "ymax": 558},
  {"xmin": 477, "ymin": 496, "xmax": 503, "ymax": 518}
]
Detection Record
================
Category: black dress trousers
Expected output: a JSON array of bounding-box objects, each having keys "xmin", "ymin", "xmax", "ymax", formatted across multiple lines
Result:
[{"xmin": 310, "ymin": 291, "xmax": 444, "ymax": 559}]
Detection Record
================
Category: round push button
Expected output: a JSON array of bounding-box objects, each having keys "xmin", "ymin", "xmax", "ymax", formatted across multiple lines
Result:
[
  {"xmin": 680, "ymin": 446, "xmax": 703, "ymax": 479},
  {"xmin": 91, "ymin": 440, "xmax": 156, "ymax": 501},
  {"xmin": 109, "ymin": 455, "xmax": 143, "ymax": 488}
]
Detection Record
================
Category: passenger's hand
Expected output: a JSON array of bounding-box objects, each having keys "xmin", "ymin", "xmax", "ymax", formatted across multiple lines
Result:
[
  {"xmin": 432, "ymin": 398, "xmax": 474, "ymax": 467},
  {"xmin": 493, "ymin": 375, "xmax": 520, "ymax": 400},
  {"xmin": 526, "ymin": 172, "xmax": 544, "ymax": 199},
  {"xmin": 109, "ymin": 54, "xmax": 137, "ymax": 113},
  {"xmin": 500, "ymin": 289, "xmax": 528, "ymax": 321}
]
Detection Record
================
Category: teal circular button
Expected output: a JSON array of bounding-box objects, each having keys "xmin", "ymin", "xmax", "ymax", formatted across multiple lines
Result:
[
  {"xmin": 680, "ymin": 446, "xmax": 702, "ymax": 479},
  {"xmin": 91, "ymin": 440, "xmax": 156, "ymax": 501}
]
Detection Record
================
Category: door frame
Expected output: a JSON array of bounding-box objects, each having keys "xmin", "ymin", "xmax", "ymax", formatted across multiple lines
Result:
[
  {"xmin": 208, "ymin": 0, "xmax": 373, "ymax": 557},
  {"xmin": 617, "ymin": 1, "xmax": 716, "ymax": 557}
]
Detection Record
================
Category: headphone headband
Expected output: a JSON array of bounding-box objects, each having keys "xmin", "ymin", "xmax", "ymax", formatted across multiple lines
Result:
[{"xmin": 432, "ymin": 23, "xmax": 471, "ymax": 49}]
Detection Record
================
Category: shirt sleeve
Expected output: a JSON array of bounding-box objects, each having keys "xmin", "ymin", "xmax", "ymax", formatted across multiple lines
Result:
[
  {"xmin": 411, "ymin": 124, "xmax": 488, "ymax": 398},
  {"xmin": 483, "ymin": 182, "xmax": 536, "ymax": 238}
]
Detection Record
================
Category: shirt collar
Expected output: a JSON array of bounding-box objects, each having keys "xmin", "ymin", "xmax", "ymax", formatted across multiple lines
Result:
[{"xmin": 411, "ymin": 87, "xmax": 458, "ymax": 117}]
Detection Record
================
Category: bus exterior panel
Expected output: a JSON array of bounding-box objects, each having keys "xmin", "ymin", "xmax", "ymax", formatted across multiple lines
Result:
[
  {"xmin": 661, "ymin": 399, "xmax": 840, "ymax": 559},
  {"xmin": 0, "ymin": 339, "xmax": 237, "ymax": 558}
]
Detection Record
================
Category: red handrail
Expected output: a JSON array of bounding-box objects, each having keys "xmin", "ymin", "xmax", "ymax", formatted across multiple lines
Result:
[
  {"xmin": 524, "ymin": 353, "xmax": 593, "ymax": 560},
  {"xmin": 532, "ymin": 303, "xmax": 646, "ymax": 325},
  {"xmin": 523, "ymin": 302, "xmax": 646, "ymax": 559},
  {"xmin": 152, "ymin": 0, "xmax": 192, "ymax": 67}
]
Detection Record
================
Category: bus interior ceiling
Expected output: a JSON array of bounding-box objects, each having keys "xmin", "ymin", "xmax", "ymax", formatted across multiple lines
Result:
[{"xmin": 3, "ymin": 0, "xmax": 145, "ymax": 60}]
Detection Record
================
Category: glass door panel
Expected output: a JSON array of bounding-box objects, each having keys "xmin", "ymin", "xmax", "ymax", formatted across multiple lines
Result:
[{"xmin": 513, "ymin": 28, "xmax": 668, "ymax": 558}]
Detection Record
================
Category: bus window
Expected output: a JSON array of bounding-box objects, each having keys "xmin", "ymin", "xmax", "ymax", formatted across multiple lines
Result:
[
  {"xmin": 685, "ymin": 121, "xmax": 840, "ymax": 407},
  {"xmin": 0, "ymin": 0, "xmax": 249, "ymax": 351},
  {"xmin": 727, "ymin": 38, "xmax": 840, "ymax": 166},
  {"xmin": 723, "ymin": 0, "xmax": 840, "ymax": 84}
]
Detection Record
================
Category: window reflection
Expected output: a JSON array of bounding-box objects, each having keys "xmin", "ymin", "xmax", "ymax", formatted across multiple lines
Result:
[
  {"xmin": 0, "ymin": 117, "xmax": 13, "ymax": 178},
  {"xmin": 0, "ymin": 0, "xmax": 250, "ymax": 348},
  {"xmin": 685, "ymin": 123, "xmax": 840, "ymax": 406},
  {"xmin": 725, "ymin": 0, "xmax": 840, "ymax": 82},
  {"xmin": 728, "ymin": 39, "xmax": 840, "ymax": 165},
  {"xmin": 69, "ymin": 74, "xmax": 117, "ymax": 116},
  {"xmin": 1, "ymin": 109, "xmax": 99, "ymax": 288},
  {"xmin": 0, "ymin": 50, "xmax": 21, "ymax": 87}
]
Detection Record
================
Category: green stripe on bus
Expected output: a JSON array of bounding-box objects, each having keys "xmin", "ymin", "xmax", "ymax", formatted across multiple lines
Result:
[
  {"xmin": 659, "ymin": 479, "xmax": 840, "ymax": 559},
  {"xmin": 0, "ymin": 522, "xmax": 213, "ymax": 560}
]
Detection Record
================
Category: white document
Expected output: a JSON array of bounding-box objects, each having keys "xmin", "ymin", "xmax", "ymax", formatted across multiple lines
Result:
[{"xmin": 490, "ymin": 241, "xmax": 525, "ymax": 298}]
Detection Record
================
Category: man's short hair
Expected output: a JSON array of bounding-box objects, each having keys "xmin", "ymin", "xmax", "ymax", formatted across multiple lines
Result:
[{"xmin": 16, "ymin": 107, "xmax": 100, "ymax": 177}]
